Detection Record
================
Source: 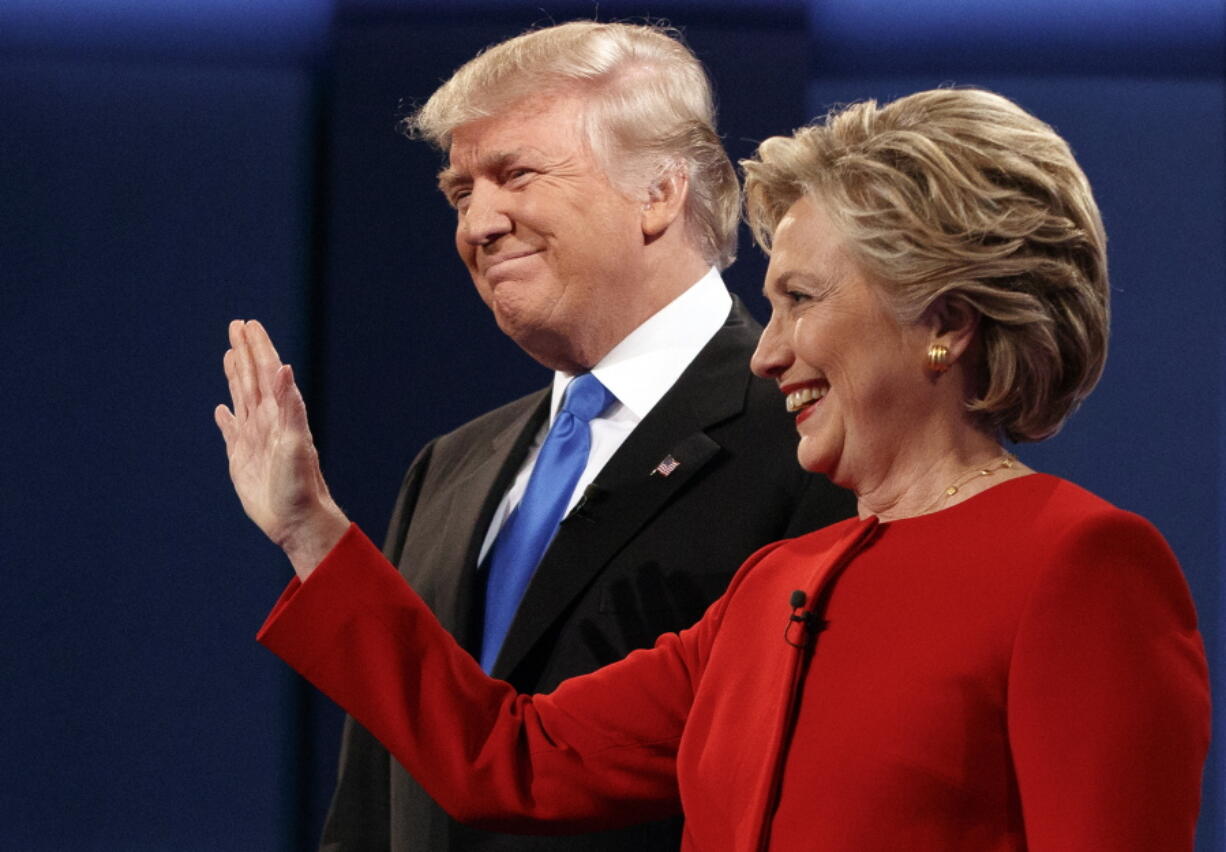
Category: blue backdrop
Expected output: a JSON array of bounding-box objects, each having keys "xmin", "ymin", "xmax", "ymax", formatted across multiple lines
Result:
[{"xmin": 2, "ymin": 1, "xmax": 1221, "ymax": 849}]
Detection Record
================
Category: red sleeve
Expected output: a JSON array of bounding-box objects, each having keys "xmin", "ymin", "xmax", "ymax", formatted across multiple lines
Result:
[
  {"xmin": 256, "ymin": 524, "xmax": 721, "ymax": 833},
  {"xmin": 1007, "ymin": 509, "xmax": 1210, "ymax": 850}
]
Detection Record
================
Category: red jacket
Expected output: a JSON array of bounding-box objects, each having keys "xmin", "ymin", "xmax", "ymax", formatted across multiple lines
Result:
[{"xmin": 258, "ymin": 475, "xmax": 1209, "ymax": 850}]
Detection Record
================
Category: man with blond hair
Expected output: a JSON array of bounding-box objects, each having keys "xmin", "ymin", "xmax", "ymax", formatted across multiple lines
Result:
[{"xmin": 316, "ymin": 20, "xmax": 851, "ymax": 852}]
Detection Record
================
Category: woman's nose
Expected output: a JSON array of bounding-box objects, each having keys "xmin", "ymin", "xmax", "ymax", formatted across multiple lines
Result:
[{"xmin": 751, "ymin": 313, "xmax": 792, "ymax": 380}]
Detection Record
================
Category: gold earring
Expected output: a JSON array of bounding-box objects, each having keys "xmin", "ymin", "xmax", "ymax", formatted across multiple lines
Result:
[{"xmin": 926, "ymin": 344, "xmax": 951, "ymax": 373}]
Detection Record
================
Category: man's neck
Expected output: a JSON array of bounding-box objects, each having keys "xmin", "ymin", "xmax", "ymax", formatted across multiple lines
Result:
[
  {"xmin": 567, "ymin": 249, "xmax": 711, "ymax": 369},
  {"xmin": 561, "ymin": 266, "xmax": 730, "ymax": 421}
]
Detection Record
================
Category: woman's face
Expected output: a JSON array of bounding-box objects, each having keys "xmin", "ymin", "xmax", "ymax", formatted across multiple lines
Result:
[{"xmin": 751, "ymin": 196, "xmax": 935, "ymax": 487}]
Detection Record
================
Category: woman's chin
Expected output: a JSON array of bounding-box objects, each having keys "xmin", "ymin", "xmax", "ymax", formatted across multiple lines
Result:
[{"xmin": 796, "ymin": 443, "xmax": 835, "ymax": 478}]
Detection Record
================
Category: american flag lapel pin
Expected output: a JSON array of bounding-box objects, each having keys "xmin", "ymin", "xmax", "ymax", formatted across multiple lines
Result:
[{"xmin": 651, "ymin": 455, "xmax": 681, "ymax": 477}]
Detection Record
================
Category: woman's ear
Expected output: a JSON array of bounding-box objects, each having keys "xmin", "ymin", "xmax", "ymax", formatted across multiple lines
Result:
[
  {"xmin": 641, "ymin": 167, "xmax": 689, "ymax": 238},
  {"xmin": 925, "ymin": 293, "xmax": 980, "ymax": 363}
]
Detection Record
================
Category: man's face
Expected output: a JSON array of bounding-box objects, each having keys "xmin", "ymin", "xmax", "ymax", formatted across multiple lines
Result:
[{"xmin": 440, "ymin": 95, "xmax": 649, "ymax": 372}]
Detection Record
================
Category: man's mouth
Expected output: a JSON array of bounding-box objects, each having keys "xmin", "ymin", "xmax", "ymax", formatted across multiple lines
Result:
[{"xmin": 482, "ymin": 249, "xmax": 541, "ymax": 276}]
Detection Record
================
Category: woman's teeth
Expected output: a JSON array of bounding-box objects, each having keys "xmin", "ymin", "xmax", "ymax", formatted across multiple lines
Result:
[{"xmin": 786, "ymin": 385, "xmax": 827, "ymax": 413}]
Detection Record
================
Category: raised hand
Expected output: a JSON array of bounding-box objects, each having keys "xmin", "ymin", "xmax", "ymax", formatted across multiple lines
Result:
[{"xmin": 214, "ymin": 320, "xmax": 349, "ymax": 580}]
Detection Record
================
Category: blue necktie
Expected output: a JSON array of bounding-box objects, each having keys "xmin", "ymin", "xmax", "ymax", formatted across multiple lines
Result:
[{"xmin": 480, "ymin": 373, "xmax": 615, "ymax": 674}]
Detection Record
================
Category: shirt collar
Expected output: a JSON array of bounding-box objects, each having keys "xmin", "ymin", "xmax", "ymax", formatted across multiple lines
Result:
[{"xmin": 550, "ymin": 267, "xmax": 733, "ymax": 421}]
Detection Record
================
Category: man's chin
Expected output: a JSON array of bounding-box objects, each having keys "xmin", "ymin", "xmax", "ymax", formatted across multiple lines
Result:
[{"xmin": 501, "ymin": 322, "xmax": 586, "ymax": 373}]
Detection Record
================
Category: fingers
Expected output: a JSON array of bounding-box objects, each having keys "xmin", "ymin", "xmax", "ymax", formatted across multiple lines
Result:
[
  {"xmin": 224, "ymin": 319, "xmax": 287, "ymax": 422},
  {"xmin": 219, "ymin": 320, "xmax": 307, "ymax": 442},
  {"xmin": 274, "ymin": 365, "xmax": 331, "ymax": 501},
  {"xmin": 245, "ymin": 320, "xmax": 285, "ymax": 403},
  {"xmin": 222, "ymin": 347, "xmax": 246, "ymax": 421},
  {"xmin": 214, "ymin": 403, "xmax": 237, "ymax": 449},
  {"xmin": 275, "ymin": 363, "xmax": 311, "ymax": 437},
  {"xmin": 228, "ymin": 320, "xmax": 258, "ymax": 421}
]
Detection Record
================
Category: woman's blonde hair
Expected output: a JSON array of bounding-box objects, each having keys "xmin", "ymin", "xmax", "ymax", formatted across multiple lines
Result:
[
  {"xmin": 743, "ymin": 88, "xmax": 1109, "ymax": 442},
  {"xmin": 405, "ymin": 21, "xmax": 740, "ymax": 269}
]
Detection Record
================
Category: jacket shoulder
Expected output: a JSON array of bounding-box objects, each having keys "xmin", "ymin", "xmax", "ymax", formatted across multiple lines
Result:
[
  {"xmin": 434, "ymin": 389, "xmax": 547, "ymax": 447},
  {"xmin": 414, "ymin": 388, "xmax": 547, "ymax": 476}
]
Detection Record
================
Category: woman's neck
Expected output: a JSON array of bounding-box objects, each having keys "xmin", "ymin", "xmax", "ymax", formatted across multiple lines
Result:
[{"xmin": 852, "ymin": 426, "xmax": 1031, "ymax": 523}]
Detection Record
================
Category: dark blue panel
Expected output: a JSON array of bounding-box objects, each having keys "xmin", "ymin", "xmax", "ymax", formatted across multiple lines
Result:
[
  {"xmin": 339, "ymin": 0, "xmax": 802, "ymax": 23},
  {"xmin": 810, "ymin": 0, "xmax": 1224, "ymax": 76},
  {"xmin": 0, "ymin": 0, "xmax": 333, "ymax": 64},
  {"xmin": 0, "ymin": 57, "xmax": 316, "ymax": 850},
  {"xmin": 807, "ymin": 73, "xmax": 1225, "ymax": 852}
]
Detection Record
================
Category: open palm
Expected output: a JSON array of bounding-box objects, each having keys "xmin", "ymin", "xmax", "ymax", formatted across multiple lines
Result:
[{"xmin": 214, "ymin": 320, "xmax": 348, "ymax": 578}]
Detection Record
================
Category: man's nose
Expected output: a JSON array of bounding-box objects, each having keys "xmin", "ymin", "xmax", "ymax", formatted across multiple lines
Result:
[
  {"xmin": 750, "ymin": 313, "xmax": 791, "ymax": 379},
  {"xmin": 459, "ymin": 184, "xmax": 512, "ymax": 245}
]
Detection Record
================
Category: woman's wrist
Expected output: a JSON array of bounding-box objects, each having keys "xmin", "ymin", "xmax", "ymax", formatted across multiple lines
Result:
[{"xmin": 280, "ymin": 506, "xmax": 351, "ymax": 582}]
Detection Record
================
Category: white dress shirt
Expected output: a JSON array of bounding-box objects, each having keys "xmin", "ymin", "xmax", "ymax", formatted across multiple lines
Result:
[{"xmin": 477, "ymin": 267, "xmax": 734, "ymax": 564}]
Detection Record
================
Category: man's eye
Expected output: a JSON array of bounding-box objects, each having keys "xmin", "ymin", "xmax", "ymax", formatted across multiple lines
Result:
[
  {"xmin": 786, "ymin": 290, "xmax": 809, "ymax": 303},
  {"xmin": 452, "ymin": 190, "xmax": 471, "ymax": 210},
  {"xmin": 506, "ymin": 168, "xmax": 533, "ymax": 183}
]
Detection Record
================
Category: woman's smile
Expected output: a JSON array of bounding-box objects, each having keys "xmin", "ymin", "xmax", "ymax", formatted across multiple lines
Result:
[{"xmin": 783, "ymin": 382, "xmax": 829, "ymax": 424}]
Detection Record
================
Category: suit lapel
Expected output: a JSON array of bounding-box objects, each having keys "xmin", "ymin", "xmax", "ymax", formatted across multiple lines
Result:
[
  {"xmin": 491, "ymin": 301, "xmax": 761, "ymax": 679},
  {"xmin": 401, "ymin": 390, "xmax": 549, "ymax": 650}
]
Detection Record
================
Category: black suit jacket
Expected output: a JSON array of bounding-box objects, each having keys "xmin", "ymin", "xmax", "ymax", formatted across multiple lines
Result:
[{"xmin": 319, "ymin": 300, "xmax": 855, "ymax": 851}]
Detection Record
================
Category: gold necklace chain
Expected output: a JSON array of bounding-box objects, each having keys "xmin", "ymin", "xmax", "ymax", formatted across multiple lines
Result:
[{"xmin": 923, "ymin": 451, "xmax": 1016, "ymax": 514}]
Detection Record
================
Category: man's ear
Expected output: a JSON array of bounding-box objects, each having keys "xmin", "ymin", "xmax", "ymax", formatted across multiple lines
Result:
[
  {"xmin": 924, "ymin": 293, "xmax": 980, "ymax": 364},
  {"xmin": 641, "ymin": 167, "xmax": 689, "ymax": 238}
]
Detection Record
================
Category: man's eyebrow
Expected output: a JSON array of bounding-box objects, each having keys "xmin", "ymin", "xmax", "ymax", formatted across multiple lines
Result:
[{"xmin": 436, "ymin": 167, "xmax": 467, "ymax": 195}]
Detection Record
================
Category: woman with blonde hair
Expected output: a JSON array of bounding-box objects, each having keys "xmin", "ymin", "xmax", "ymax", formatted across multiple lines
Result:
[{"xmin": 217, "ymin": 87, "xmax": 1209, "ymax": 850}]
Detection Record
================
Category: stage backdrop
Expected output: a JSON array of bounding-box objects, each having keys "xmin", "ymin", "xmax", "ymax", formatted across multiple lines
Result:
[{"xmin": 1, "ymin": 1, "xmax": 1221, "ymax": 849}]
